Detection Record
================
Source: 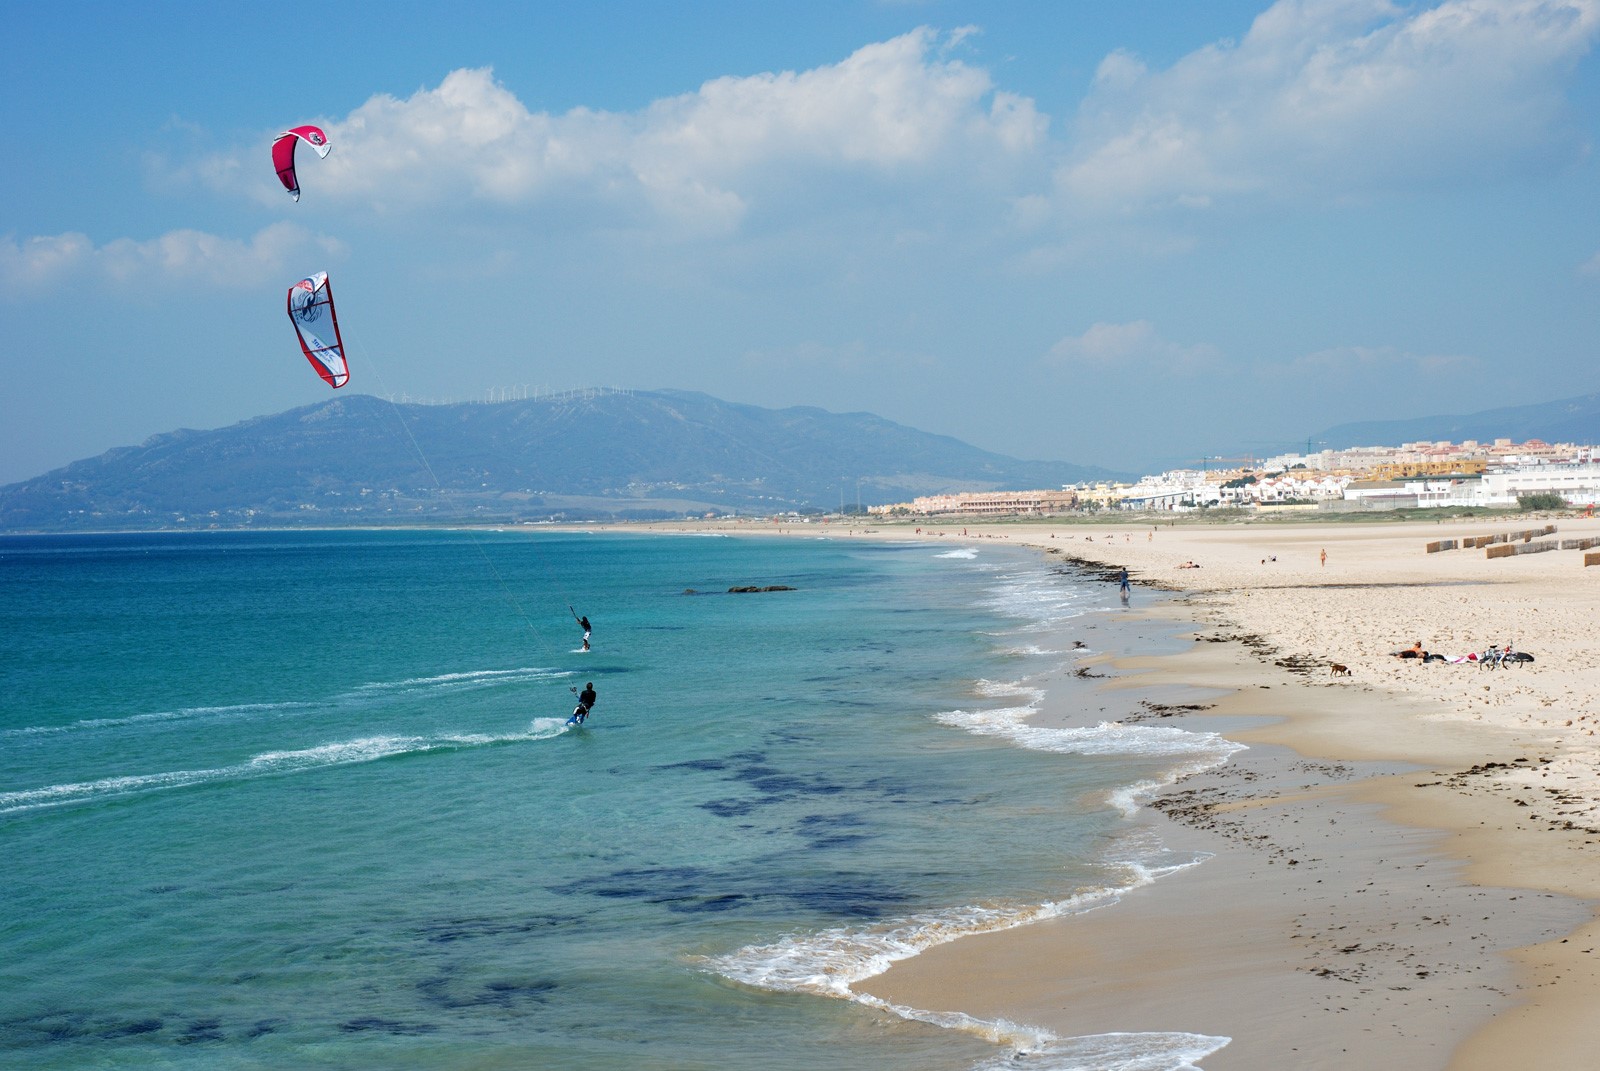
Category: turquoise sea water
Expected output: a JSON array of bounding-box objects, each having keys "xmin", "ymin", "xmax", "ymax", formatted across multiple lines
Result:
[{"xmin": 1, "ymin": 530, "xmax": 1237, "ymax": 1070}]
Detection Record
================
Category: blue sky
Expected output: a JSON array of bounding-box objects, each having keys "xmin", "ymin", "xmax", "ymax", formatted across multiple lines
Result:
[{"xmin": 5, "ymin": 0, "xmax": 1599, "ymax": 485}]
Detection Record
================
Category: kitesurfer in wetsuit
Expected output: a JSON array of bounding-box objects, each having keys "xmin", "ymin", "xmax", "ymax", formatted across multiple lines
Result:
[
  {"xmin": 569, "ymin": 683, "xmax": 597, "ymax": 725},
  {"xmin": 571, "ymin": 606, "xmax": 591, "ymax": 650}
]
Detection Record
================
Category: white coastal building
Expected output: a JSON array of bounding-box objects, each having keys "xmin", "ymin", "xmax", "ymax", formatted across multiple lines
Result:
[
  {"xmin": 1341, "ymin": 463, "xmax": 1600, "ymax": 509},
  {"xmin": 1453, "ymin": 463, "xmax": 1600, "ymax": 507}
]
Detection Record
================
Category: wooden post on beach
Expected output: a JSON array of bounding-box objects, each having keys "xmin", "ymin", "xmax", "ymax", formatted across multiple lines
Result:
[{"xmin": 1586, "ymin": 551, "xmax": 1600, "ymax": 567}]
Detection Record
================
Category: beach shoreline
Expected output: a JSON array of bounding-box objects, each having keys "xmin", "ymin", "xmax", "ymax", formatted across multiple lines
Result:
[{"xmin": 614, "ymin": 514, "xmax": 1600, "ymax": 1067}]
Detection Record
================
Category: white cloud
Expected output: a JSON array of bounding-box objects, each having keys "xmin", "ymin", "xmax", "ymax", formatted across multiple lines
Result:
[
  {"xmin": 202, "ymin": 28, "xmax": 1045, "ymax": 230},
  {"xmin": 0, "ymin": 223, "xmax": 342, "ymax": 296},
  {"xmin": 0, "ymin": 232, "xmax": 95, "ymax": 289},
  {"xmin": 158, "ymin": 6, "xmax": 1597, "ymax": 239},
  {"xmin": 1058, "ymin": 0, "xmax": 1600, "ymax": 211},
  {"xmin": 1044, "ymin": 320, "xmax": 1220, "ymax": 374}
]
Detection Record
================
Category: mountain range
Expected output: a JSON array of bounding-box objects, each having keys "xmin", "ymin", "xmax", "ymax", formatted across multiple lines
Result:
[
  {"xmin": 8, "ymin": 388, "xmax": 1598, "ymax": 533},
  {"xmin": 1313, "ymin": 391, "xmax": 1600, "ymax": 452},
  {"xmin": 0, "ymin": 390, "xmax": 1121, "ymax": 532}
]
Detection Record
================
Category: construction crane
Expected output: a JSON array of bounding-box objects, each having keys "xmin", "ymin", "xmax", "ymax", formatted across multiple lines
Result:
[{"xmin": 1248, "ymin": 439, "xmax": 1327, "ymax": 455}]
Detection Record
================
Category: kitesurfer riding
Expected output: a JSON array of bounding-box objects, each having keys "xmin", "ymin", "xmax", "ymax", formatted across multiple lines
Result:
[
  {"xmin": 571, "ymin": 606, "xmax": 591, "ymax": 651},
  {"xmin": 568, "ymin": 683, "xmax": 597, "ymax": 725}
]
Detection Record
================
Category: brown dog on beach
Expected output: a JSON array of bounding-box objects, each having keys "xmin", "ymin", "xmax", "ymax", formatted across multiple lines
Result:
[{"xmin": 1329, "ymin": 663, "xmax": 1352, "ymax": 677}]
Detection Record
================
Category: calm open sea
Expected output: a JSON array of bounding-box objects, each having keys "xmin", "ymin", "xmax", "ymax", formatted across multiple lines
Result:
[{"xmin": 0, "ymin": 529, "xmax": 1238, "ymax": 1070}]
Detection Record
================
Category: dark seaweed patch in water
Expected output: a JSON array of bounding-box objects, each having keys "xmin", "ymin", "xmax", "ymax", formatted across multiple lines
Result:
[
  {"xmin": 655, "ymin": 758, "xmax": 730, "ymax": 772},
  {"xmin": 101, "ymin": 1018, "xmax": 164, "ymax": 1039},
  {"xmin": 699, "ymin": 798, "xmax": 756, "ymax": 817},
  {"xmin": 741, "ymin": 770, "xmax": 822, "ymax": 795},
  {"xmin": 550, "ymin": 861, "xmax": 906, "ymax": 919},
  {"xmin": 646, "ymin": 891, "xmax": 753, "ymax": 914},
  {"xmin": 549, "ymin": 865, "xmax": 755, "ymax": 913},
  {"xmin": 411, "ymin": 912, "xmax": 583, "ymax": 944},
  {"xmin": 418, "ymin": 973, "xmax": 557, "ymax": 1010},
  {"xmin": 245, "ymin": 1018, "xmax": 285, "ymax": 1039},
  {"xmin": 797, "ymin": 812, "xmax": 865, "ymax": 830},
  {"xmin": 484, "ymin": 979, "xmax": 558, "ymax": 1001},
  {"xmin": 734, "ymin": 761, "xmax": 849, "ymax": 798},
  {"xmin": 785, "ymin": 879, "xmax": 913, "ymax": 918},
  {"xmin": 688, "ymin": 749, "xmax": 922, "ymax": 824},
  {"xmin": 550, "ymin": 864, "xmax": 709, "ymax": 903},
  {"xmin": 339, "ymin": 1017, "xmax": 439, "ymax": 1035},
  {"xmin": 176, "ymin": 1018, "xmax": 225, "ymax": 1044},
  {"xmin": 4, "ymin": 1011, "xmax": 91, "ymax": 1045},
  {"xmin": 3, "ymin": 1010, "xmax": 181, "ymax": 1047},
  {"xmin": 795, "ymin": 812, "xmax": 873, "ymax": 851}
]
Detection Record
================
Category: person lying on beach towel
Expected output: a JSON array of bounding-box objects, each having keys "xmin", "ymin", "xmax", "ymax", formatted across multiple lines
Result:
[{"xmin": 1393, "ymin": 641, "xmax": 1426, "ymax": 659}]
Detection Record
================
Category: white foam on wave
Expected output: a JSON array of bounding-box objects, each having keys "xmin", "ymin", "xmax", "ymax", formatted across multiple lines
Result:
[
  {"xmin": 0, "ymin": 700, "xmax": 309, "ymax": 738},
  {"xmin": 967, "ymin": 1031, "xmax": 1230, "ymax": 1071},
  {"xmin": 354, "ymin": 666, "xmax": 559, "ymax": 692},
  {"xmin": 706, "ymin": 855, "xmax": 1225, "ymax": 1068},
  {"xmin": 5, "ymin": 667, "xmax": 560, "ymax": 739},
  {"xmin": 0, "ymin": 720, "xmax": 570, "ymax": 816},
  {"xmin": 959, "ymin": 669, "xmax": 1244, "ymax": 766},
  {"xmin": 938, "ymin": 704, "xmax": 1244, "ymax": 762},
  {"xmin": 708, "ymin": 859, "xmax": 1194, "ymax": 997},
  {"xmin": 935, "ymin": 548, "xmax": 978, "ymax": 559},
  {"xmin": 996, "ymin": 643, "xmax": 1058, "ymax": 657},
  {"xmin": 973, "ymin": 677, "xmax": 1044, "ymax": 702},
  {"xmin": 942, "ymin": 702, "xmax": 1242, "ymax": 822},
  {"xmin": 980, "ymin": 566, "xmax": 1100, "ymax": 631}
]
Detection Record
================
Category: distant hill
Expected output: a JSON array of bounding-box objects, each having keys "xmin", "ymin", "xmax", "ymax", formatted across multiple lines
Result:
[
  {"xmin": 1315, "ymin": 391, "xmax": 1600, "ymax": 451},
  {"xmin": 0, "ymin": 390, "xmax": 1122, "ymax": 531}
]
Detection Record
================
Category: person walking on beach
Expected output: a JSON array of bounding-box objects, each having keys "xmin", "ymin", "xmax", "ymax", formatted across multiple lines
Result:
[
  {"xmin": 568, "ymin": 682, "xmax": 597, "ymax": 725},
  {"xmin": 1320, "ymin": 548, "xmax": 1327, "ymax": 568},
  {"xmin": 1118, "ymin": 567, "xmax": 1131, "ymax": 596}
]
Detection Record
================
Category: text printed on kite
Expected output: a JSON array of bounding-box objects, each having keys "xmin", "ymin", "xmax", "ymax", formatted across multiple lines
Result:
[
  {"xmin": 286, "ymin": 272, "xmax": 349, "ymax": 388},
  {"xmin": 272, "ymin": 125, "xmax": 331, "ymax": 202}
]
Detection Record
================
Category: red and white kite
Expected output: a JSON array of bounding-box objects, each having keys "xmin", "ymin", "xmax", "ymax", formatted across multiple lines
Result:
[
  {"xmin": 286, "ymin": 272, "xmax": 349, "ymax": 388},
  {"xmin": 272, "ymin": 125, "xmax": 331, "ymax": 202}
]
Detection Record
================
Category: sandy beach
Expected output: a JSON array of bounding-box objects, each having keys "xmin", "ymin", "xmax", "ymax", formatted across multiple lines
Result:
[{"xmin": 639, "ymin": 514, "xmax": 1600, "ymax": 1068}]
